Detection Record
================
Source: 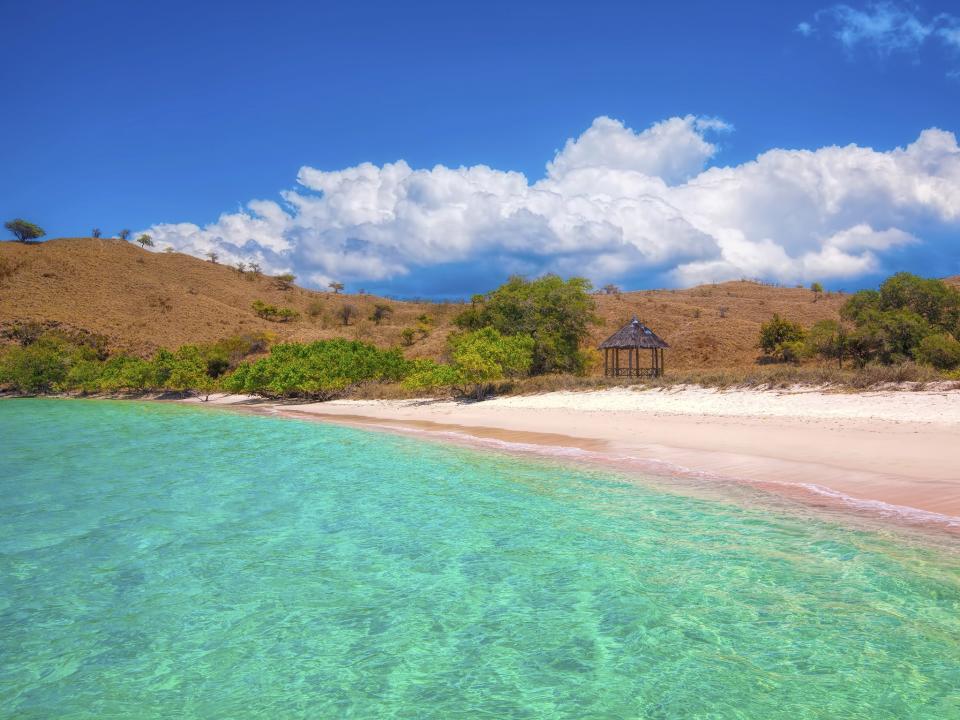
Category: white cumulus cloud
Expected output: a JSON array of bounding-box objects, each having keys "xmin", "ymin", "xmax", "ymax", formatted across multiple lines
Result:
[{"xmin": 143, "ymin": 115, "xmax": 960, "ymax": 294}]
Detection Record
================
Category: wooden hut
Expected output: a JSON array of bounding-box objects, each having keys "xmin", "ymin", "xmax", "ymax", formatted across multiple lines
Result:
[{"xmin": 599, "ymin": 316, "xmax": 668, "ymax": 377}]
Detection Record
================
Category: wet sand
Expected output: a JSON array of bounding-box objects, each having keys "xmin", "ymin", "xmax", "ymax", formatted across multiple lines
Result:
[{"xmin": 187, "ymin": 386, "xmax": 960, "ymax": 529}]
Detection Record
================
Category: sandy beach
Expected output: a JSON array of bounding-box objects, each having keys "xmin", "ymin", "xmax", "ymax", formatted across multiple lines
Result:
[{"xmin": 192, "ymin": 385, "xmax": 960, "ymax": 528}]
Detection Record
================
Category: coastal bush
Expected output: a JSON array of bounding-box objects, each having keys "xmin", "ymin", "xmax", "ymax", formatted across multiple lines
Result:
[
  {"xmin": 836, "ymin": 273, "xmax": 960, "ymax": 366},
  {"xmin": 0, "ymin": 331, "xmax": 271, "ymax": 396},
  {"xmin": 0, "ymin": 334, "xmax": 89, "ymax": 393},
  {"xmin": 806, "ymin": 320, "xmax": 849, "ymax": 367},
  {"xmin": 402, "ymin": 359, "xmax": 464, "ymax": 393},
  {"xmin": 758, "ymin": 314, "xmax": 806, "ymax": 363},
  {"xmin": 222, "ymin": 339, "xmax": 410, "ymax": 399},
  {"xmin": 914, "ymin": 333, "xmax": 960, "ymax": 370},
  {"xmin": 454, "ymin": 274, "xmax": 596, "ymax": 374},
  {"xmin": 403, "ymin": 328, "xmax": 534, "ymax": 399}
]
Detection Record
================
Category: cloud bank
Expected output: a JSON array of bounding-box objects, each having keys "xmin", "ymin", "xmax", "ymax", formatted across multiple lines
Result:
[{"xmin": 144, "ymin": 114, "xmax": 960, "ymax": 294}]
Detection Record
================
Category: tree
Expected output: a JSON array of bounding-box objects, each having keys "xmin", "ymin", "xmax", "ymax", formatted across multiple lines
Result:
[
  {"xmin": 235, "ymin": 261, "xmax": 247, "ymax": 275},
  {"xmin": 403, "ymin": 328, "xmax": 535, "ymax": 399},
  {"xmin": 806, "ymin": 319, "xmax": 848, "ymax": 368},
  {"xmin": 4, "ymin": 219, "xmax": 45, "ymax": 243},
  {"xmin": 455, "ymin": 274, "xmax": 597, "ymax": 374},
  {"xmin": 810, "ymin": 282, "xmax": 824, "ymax": 302},
  {"xmin": 329, "ymin": 281, "xmax": 344, "ymax": 294},
  {"xmin": 877, "ymin": 272, "xmax": 960, "ymax": 332},
  {"xmin": 136, "ymin": 233, "xmax": 154, "ymax": 248},
  {"xmin": 915, "ymin": 333, "xmax": 960, "ymax": 370},
  {"xmin": 759, "ymin": 314, "xmax": 807, "ymax": 363},
  {"xmin": 449, "ymin": 327, "xmax": 534, "ymax": 399},
  {"xmin": 840, "ymin": 289, "xmax": 881, "ymax": 324},
  {"xmin": 206, "ymin": 251, "xmax": 219, "ymax": 264},
  {"xmin": 338, "ymin": 303, "xmax": 358, "ymax": 326},
  {"xmin": 91, "ymin": 228, "xmax": 102, "ymax": 238},
  {"xmin": 601, "ymin": 283, "xmax": 621, "ymax": 295},
  {"xmin": 275, "ymin": 272, "xmax": 296, "ymax": 290},
  {"xmin": 249, "ymin": 261, "xmax": 262, "ymax": 276},
  {"xmin": 370, "ymin": 303, "xmax": 393, "ymax": 325},
  {"xmin": 118, "ymin": 229, "xmax": 131, "ymax": 240}
]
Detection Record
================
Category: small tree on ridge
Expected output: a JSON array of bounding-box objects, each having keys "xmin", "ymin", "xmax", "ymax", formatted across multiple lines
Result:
[{"xmin": 5, "ymin": 219, "xmax": 45, "ymax": 243}]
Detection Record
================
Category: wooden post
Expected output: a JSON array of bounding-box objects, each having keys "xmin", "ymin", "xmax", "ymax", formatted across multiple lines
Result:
[{"xmin": 628, "ymin": 346, "xmax": 633, "ymax": 377}]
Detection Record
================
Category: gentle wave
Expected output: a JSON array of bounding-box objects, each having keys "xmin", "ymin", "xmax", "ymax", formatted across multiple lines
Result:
[{"xmin": 361, "ymin": 420, "xmax": 960, "ymax": 531}]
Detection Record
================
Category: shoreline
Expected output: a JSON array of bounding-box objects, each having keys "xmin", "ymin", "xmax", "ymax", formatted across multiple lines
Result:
[{"xmin": 179, "ymin": 386, "xmax": 960, "ymax": 534}]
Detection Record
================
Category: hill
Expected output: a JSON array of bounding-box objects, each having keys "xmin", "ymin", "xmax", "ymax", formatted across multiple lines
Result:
[{"xmin": 0, "ymin": 238, "xmax": 847, "ymax": 371}]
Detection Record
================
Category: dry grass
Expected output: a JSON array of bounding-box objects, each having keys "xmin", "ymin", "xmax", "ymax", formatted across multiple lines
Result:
[
  {"xmin": 0, "ymin": 238, "xmax": 461, "ymax": 359},
  {"xmin": 0, "ymin": 238, "xmax": 848, "ymax": 378},
  {"xmin": 345, "ymin": 363, "xmax": 955, "ymax": 401}
]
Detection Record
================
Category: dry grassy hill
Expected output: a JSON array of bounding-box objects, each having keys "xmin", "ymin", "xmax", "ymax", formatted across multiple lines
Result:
[{"xmin": 0, "ymin": 238, "xmax": 848, "ymax": 372}]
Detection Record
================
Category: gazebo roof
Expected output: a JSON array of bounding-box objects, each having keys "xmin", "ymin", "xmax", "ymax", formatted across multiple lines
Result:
[{"xmin": 599, "ymin": 317, "xmax": 669, "ymax": 350}]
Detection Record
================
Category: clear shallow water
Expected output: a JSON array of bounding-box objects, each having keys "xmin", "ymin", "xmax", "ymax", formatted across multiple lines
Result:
[{"xmin": 1, "ymin": 399, "xmax": 959, "ymax": 719}]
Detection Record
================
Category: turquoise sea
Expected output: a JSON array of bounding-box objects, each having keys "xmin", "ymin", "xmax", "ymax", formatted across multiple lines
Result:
[{"xmin": 1, "ymin": 399, "xmax": 959, "ymax": 719}]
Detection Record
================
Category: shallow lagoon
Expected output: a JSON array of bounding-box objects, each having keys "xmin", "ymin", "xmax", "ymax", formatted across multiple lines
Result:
[{"xmin": 1, "ymin": 398, "xmax": 959, "ymax": 718}]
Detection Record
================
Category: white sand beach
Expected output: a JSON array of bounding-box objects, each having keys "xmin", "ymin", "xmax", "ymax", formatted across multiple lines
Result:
[{"xmin": 193, "ymin": 385, "xmax": 960, "ymax": 527}]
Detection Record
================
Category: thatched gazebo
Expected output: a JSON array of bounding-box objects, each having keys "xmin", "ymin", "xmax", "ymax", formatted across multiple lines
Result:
[{"xmin": 599, "ymin": 316, "xmax": 668, "ymax": 378}]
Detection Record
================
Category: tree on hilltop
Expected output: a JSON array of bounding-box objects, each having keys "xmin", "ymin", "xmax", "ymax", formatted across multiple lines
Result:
[
  {"xmin": 136, "ymin": 234, "xmax": 154, "ymax": 248},
  {"xmin": 118, "ymin": 229, "xmax": 131, "ymax": 240},
  {"xmin": 91, "ymin": 228, "xmax": 102, "ymax": 238},
  {"xmin": 329, "ymin": 281, "xmax": 344, "ymax": 294},
  {"xmin": 4, "ymin": 219, "xmax": 45, "ymax": 243}
]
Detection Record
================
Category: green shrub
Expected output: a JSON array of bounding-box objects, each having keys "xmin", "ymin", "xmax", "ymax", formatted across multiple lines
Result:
[
  {"xmin": 402, "ymin": 359, "xmax": 463, "ymax": 393},
  {"xmin": 758, "ymin": 314, "xmax": 806, "ymax": 363},
  {"xmin": 402, "ymin": 328, "xmax": 534, "ymax": 399},
  {"xmin": 450, "ymin": 328, "xmax": 534, "ymax": 398},
  {"xmin": 806, "ymin": 320, "xmax": 849, "ymax": 367},
  {"xmin": 0, "ymin": 333, "xmax": 96, "ymax": 393},
  {"xmin": 455, "ymin": 274, "xmax": 596, "ymax": 374},
  {"xmin": 915, "ymin": 333, "xmax": 960, "ymax": 370},
  {"xmin": 252, "ymin": 300, "xmax": 299, "ymax": 322},
  {"xmin": 839, "ymin": 274, "xmax": 960, "ymax": 367},
  {"xmin": 222, "ymin": 339, "xmax": 411, "ymax": 399}
]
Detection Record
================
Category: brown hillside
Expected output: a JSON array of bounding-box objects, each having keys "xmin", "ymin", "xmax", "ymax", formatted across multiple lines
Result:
[{"xmin": 0, "ymin": 238, "xmax": 847, "ymax": 371}]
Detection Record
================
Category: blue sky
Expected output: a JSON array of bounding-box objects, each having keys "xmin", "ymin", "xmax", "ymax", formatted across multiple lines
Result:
[{"xmin": 2, "ymin": 0, "xmax": 959, "ymax": 296}]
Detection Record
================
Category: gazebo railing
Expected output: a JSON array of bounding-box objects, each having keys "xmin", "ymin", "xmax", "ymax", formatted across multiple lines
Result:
[{"xmin": 611, "ymin": 367, "xmax": 661, "ymax": 378}]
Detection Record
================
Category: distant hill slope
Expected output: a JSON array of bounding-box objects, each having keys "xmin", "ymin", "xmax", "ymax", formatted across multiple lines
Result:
[{"xmin": 0, "ymin": 238, "xmax": 847, "ymax": 371}]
